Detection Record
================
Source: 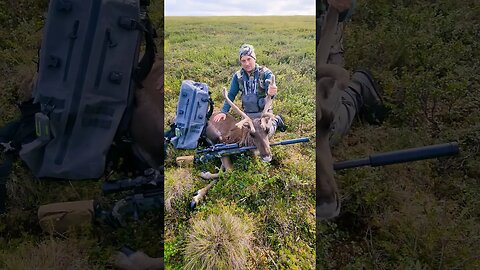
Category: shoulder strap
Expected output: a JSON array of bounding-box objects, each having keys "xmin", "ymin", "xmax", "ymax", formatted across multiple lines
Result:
[
  {"xmin": 235, "ymin": 69, "xmax": 244, "ymax": 92},
  {"xmin": 206, "ymin": 95, "xmax": 214, "ymax": 120},
  {"xmin": 259, "ymin": 66, "xmax": 266, "ymax": 84},
  {"xmin": 133, "ymin": 13, "xmax": 157, "ymax": 87}
]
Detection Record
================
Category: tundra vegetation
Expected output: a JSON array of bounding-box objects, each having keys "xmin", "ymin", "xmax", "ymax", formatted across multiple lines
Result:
[
  {"xmin": 164, "ymin": 16, "xmax": 316, "ymax": 268},
  {"xmin": 317, "ymin": 0, "xmax": 480, "ymax": 269}
]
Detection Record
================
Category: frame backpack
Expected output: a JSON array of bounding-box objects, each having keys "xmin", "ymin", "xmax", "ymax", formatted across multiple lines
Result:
[{"xmin": 17, "ymin": 0, "xmax": 156, "ymax": 179}]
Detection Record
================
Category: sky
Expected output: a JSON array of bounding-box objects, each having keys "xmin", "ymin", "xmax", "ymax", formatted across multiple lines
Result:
[{"xmin": 165, "ymin": 0, "xmax": 315, "ymax": 16}]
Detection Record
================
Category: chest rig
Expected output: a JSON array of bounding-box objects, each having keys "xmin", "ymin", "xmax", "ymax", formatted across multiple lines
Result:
[{"xmin": 235, "ymin": 65, "xmax": 268, "ymax": 114}]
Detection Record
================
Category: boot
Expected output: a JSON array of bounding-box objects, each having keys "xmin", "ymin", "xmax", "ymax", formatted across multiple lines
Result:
[
  {"xmin": 274, "ymin": 114, "xmax": 287, "ymax": 132},
  {"xmin": 348, "ymin": 69, "xmax": 387, "ymax": 125}
]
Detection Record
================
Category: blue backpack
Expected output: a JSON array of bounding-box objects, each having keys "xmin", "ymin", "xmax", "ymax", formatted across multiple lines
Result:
[
  {"xmin": 170, "ymin": 80, "xmax": 213, "ymax": 149},
  {"xmin": 18, "ymin": 0, "xmax": 156, "ymax": 179}
]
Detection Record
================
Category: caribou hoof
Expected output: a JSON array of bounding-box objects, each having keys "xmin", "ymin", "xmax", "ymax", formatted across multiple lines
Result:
[
  {"xmin": 316, "ymin": 193, "xmax": 341, "ymax": 220},
  {"xmin": 191, "ymin": 190, "xmax": 203, "ymax": 210},
  {"xmin": 200, "ymin": 171, "xmax": 219, "ymax": 180},
  {"xmin": 261, "ymin": 155, "xmax": 272, "ymax": 162},
  {"xmin": 190, "ymin": 201, "xmax": 197, "ymax": 210}
]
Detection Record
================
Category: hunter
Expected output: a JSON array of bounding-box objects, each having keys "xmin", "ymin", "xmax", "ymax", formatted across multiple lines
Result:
[
  {"xmin": 316, "ymin": 0, "xmax": 388, "ymax": 220},
  {"xmin": 212, "ymin": 44, "xmax": 287, "ymax": 136},
  {"xmin": 318, "ymin": 0, "xmax": 386, "ymax": 146}
]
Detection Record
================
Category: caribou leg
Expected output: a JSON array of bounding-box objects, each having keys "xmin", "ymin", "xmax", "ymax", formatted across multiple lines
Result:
[
  {"xmin": 190, "ymin": 179, "xmax": 217, "ymax": 209},
  {"xmin": 190, "ymin": 156, "xmax": 233, "ymax": 209},
  {"xmin": 316, "ymin": 7, "xmax": 350, "ymax": 220}
]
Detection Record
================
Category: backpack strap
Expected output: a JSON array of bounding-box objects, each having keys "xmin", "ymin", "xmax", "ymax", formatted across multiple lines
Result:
[
  {"xmin": 235, "ymin": 69, "xmax": 244, "ymax": 92},
  {"xmin": 132, "ymin": 12, "xmax": 157, "ymax": 87},
  {"xmin": 0, "ymin": 99, "xmax": 39, "ymax": 213},
  {"xmin": 258, "ymin": 65, "xmax": 266, "ymax": 92},
  {"xmin": 206, "ymin": 95, "xmax": 214, "ymax": 120},
  {"xmin": 199, "ymin": 95, "xmax": 215, "ymax": 147},
  {"xmin": 115, "ymin": 5, "xmax": 157, "ymax": 145},
  {"xmin": 236, "ymin": 66, "xmax": 268, "ymax": 94}
]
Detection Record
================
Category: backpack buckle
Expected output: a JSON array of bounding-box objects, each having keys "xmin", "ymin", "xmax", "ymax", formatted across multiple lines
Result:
[
  {"xmin": 0, "ymin": 141, "xmax": 15, "ymax": 153},
  {"xmin": 56, "ymin": 0, "xmax": 72, "ymax": 13},
  {"xmin": 118, "ymin": 17, "xmax": 139, "ymax": 30},
  {"xmin": 35, "ymin": 112, "xmax": 51, "ymax": 142}
]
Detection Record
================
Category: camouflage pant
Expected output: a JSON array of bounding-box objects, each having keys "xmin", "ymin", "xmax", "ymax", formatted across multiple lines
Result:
[{"xmin": 318, "ymin": 14, "xmax": 362, "ymax": 147}]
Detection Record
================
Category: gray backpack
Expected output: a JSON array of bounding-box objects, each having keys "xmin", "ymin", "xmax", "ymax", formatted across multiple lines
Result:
[
  {"xmin": 19, "ymin": 0, "xmax": 155, "ymax": 179},
  {"xmin": 171, "ymin": 80, "xmax": 213, "ymax": 149}
]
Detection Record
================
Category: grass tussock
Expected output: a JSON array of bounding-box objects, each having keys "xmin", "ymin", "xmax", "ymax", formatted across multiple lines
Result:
[
  {"xmin": 184, "ymin": 208, "xmax": 254, "ymax": 270},
  {"xmin": 165, "ymin": 167, "xmax": 195, "ymax": 213},
  {"xmin": 0, "ymin": 238, "xmax": 96, "ymax": 270}
]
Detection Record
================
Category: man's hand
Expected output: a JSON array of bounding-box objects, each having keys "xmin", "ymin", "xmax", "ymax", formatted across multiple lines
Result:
[
  {"xmin": 327, "ymin": 0, "xmax": 352, "ymax": 12},
  {"xmin": 213, "ymin": 113, "xmax": 226, "ymax": 122},
  {"xmin": 267, "ymin": 84, "xmax": 277, "ymax": 96},
  {"xmin": 266, "ymin": 75, "xmax": 277, "ymax": 96}
]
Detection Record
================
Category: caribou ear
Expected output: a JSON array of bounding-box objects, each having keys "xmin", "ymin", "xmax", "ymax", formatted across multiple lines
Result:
[
  {"xmin": 261, "ymin": 116, "xmax": 271, "ymax": 131},
  {"xmin": 243, "ymin": 121, "xmax": 257, "ymax": 134}
]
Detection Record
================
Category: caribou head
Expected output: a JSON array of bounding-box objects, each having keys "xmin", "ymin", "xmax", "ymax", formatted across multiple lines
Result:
[{"xmin": 221, "ymin": 87, "xmax": 276, "ymax": 162}]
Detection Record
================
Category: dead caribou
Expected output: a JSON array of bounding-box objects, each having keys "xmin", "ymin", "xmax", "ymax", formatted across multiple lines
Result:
[{"xmin": 190, "ymin": 86, "xmax": 277, "ymax": 208}]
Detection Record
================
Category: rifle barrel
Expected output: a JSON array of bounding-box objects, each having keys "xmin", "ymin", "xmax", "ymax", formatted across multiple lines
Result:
[
  {"xmin": 270, "ymin": 137, "xmax": 310, "ymax": 146},
  {"xmin": 333, "ymin": 142, "xmax": 459, "ymax": 170},
  {"xmin": 196, "ymin": 143, "xmax": 239, "ymax": 154},
  {"xmin": 102, "ymin": 177, "xmax": 161, "ymax": 195},
  {"xmin": 220, "ymin": 137, "xmax": 310, "ymax": 152},
  {"xmin": 194, "ymin": 137, "xmax": 310, "ymax": 163}
]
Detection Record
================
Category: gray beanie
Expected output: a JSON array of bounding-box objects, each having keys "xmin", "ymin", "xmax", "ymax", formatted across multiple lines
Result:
[{"xmin": 239, "ymin": 44, "xmax": 256, "ymax": 60}]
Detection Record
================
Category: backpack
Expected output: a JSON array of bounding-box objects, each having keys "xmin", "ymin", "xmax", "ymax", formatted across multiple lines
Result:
[
  {"xmin": 170, "ymin": 80, "xmax": 213, "ymax": 149},
  {"xmin": 17, "ymin": 0, "xmax": 156, "ymax": 179}
]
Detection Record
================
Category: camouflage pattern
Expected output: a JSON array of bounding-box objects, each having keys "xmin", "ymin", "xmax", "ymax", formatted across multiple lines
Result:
[{"xmin": 239, "ymin": 44, "xmax": 256, "ymax": 60}]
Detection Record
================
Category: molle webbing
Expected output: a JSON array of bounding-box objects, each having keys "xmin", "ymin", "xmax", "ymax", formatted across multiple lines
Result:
[{"xmin": 20, "ymin": 0, "xmax": 146, "ymax": 179}]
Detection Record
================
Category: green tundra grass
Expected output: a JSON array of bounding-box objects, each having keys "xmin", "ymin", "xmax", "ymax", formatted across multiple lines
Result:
[
  {"xmin": 317, "ymin": 0, "xmax": 480, "ymax": 269},
  {"xmin": 164, "ymin": 16, "xmax": 316, "ymax": 269}
]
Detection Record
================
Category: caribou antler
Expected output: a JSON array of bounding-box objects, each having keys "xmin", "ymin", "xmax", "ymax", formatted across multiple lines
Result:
[{"xmin": 222, "ymin": 87, "xmax": 255, "ymax": 132}]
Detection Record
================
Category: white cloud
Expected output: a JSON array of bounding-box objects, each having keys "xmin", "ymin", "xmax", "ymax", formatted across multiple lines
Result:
[{"xmin": 165, "ymin": 0, "xmax": 315, "ymax": 16}]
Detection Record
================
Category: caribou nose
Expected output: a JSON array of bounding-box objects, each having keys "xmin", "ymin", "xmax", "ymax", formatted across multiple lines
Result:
[{"xmin": 261, "ymin": 155, "xmax": 272, "ymax": 162}]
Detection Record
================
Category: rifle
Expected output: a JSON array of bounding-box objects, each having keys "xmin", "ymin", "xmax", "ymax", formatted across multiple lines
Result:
[
  {"xmin": 333, "ymin": 142, "xmax": 459, "ymax": 170},
  {"xmin": 192, "ymin": 137, "xmax": 310, "ymax": 164},
  {"xmin": 98, "ymin": 168, "xmax": 163, "ymax": 227}
]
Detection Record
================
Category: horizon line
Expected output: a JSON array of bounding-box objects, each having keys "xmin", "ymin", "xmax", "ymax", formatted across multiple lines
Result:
[{"xmin": 165, "ymin": 14, "xmax": 314, "ymax": 17}]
